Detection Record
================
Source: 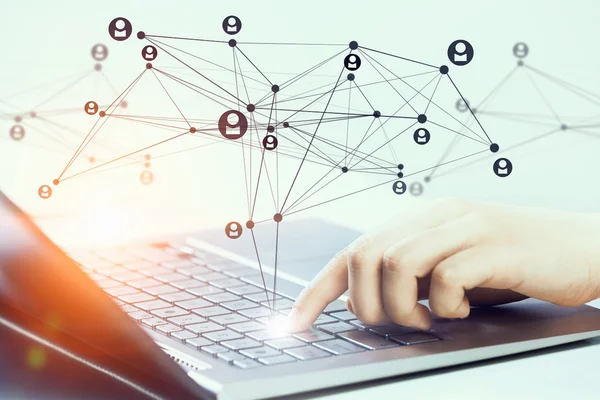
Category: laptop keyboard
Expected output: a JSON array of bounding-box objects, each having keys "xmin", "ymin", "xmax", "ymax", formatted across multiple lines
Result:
[{"xmin": 71, "ymin": 242, "xmax": 441, "ymax": 369}]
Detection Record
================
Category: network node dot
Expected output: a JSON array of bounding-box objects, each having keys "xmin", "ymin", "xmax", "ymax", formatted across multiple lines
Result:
[
  {"xmin": 347, "ymin": 73, "xmax": 355, "ymax": 81},
  {"xmin": 99, "ymin": 111, "xmax": 106, "ymax": 117},
  {"xmin": 137, "ymin": 31, "xmax": 146, "ymax": 39},
  {"xmin": 228, "ymin": 39, "xmax": 237, "ymax": 47},
  {"xmin": 373, "ymin": 110, "xmax": 381, "ymax": 118},
  {"xmin": 120, "ymin": 100, "xmax": 128, "ymax": 108},
  {"xmin": 439, "ymin": 65, "xmax": 449, "ymax": 75},
  {"xmin": 189, "ymin": 127, "xmax": 197, "ymax": 133},
  {"xmin": 490, "ymin": 143, "xmax": 500, "ymax": 153},
  {"xmin": 397, "ymin": 172, "xmax": 404, "ymax": 178},
  {"xmin": 146, "ymin": 63, "xmax": 153, "ymax": 69},
  {"xmin": 397, "ymin": 163, "xmax": 404, "ymax": 170},
  {"xmin": 273, "ymin": 213, "xmax": 283, "ymax": 223},
  {"xmin": 283, "ymin": 121, "xmax": 290, "ymax": 128},
  {"xmin": 94, "ymin": 63, "xmax": 102, "ymax": 71},
  {"xmin": 517, "ymin": 60, "xmax": 524, "ymax": 67},
  {"xmin": 342, "ymin": 166, "xmax": 349, "ymax": 173},
  {"xmin": 267, "ymin": 125, "xmax": 275, "ymax": 133},
  {"xmin": 14, "ymin": 116, "xmax": 22, "ymax": 123},
  {"xmin": 472, "ymin": 107, "xmax": 478, "ymax": 114},
  {"xmin": 349, "ymin": 41, "xmax": 359, "ymax": 50},
  {"xmin": 246, "ymin": 220, "xmax": 255, "ymax": 229},
  {"xmin": 561, "ymin": 124, "xmax": 568, "ymax": 131},
  {"xmin": 52, "ymin": 179, "xmax": 59, "ymax": 186},
  {"xmin": 144, "ymin": 162, "xmax": 151, "ymax": 168},
  {"xmin": 417, "ymin": 114, "xmax": 427, "ymax": 124},
  {"xmin": 424, "ymin": 176, "xmax": 431, "ymax": 183},
  {"xmin": 246, "ymin": 104, "xmax": 255, "ymax": 112},
  {"xmin": 30, "ymin": 112, "xmax": 37, "ymax": 118},
  {"xmin": 271, "ymin": 84, "xmax": 280, "ymax": 93}
]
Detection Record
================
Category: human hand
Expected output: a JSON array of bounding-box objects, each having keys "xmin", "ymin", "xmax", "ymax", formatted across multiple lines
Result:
[{"xmin": 288, "ymin": 199, "xmax": 600, "ymax": 332}]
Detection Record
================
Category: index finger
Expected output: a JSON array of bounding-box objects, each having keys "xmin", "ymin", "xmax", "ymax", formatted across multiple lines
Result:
[{"xmin": 287, "ymin": 248, "xmax": 349, "ymax": 332}]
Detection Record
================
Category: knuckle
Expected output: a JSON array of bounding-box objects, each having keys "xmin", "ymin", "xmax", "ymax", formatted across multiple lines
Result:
[
  {"xmin": 347, "ymin": 240, "xmax": 369, "ymax": 271},
  {"xmin": 356, "ymin": 310, "xmax": 386, "ymax": 326},
  {"xmin": 432, "ymin": 263, "xmax": 461, "ymax": 287}
]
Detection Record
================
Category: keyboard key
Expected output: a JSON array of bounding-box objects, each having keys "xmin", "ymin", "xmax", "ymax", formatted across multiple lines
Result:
[
  {"xmin": 171, "ymin": 330, "xmax": 197, "ymax": 342},
  {"xmin": 159, "ymin": 291, "xmax": 195, "ymax": 303},
  {"xmin": 105, "ymin": 286, "xmax": 139, "ymax": 297},
  {"xmin": 210, "ymin": 314, "xmax": 249, "ymax": 325},
  {"xmin": 135, "ymin": 299, "xmax": 171, "ymax": 311},
  {"xmin": 317, "ymin": 321, "xmax": 357, "ymax": 335},
  {"xmin": 238, "ymin": 307, "xmax": 273, "ymax": 319},
  {"xmin": 119, "ymin": 292, "xmax": 154, "ymax": 304},
  {"xmin": 112, "ymin": 271, "xmax": 145, "ymax": 283},
  {"xmin": 203, "ymin": 329, "xmax": 244, "ymax": 342},
  {"xmin": 338, "ymin": 330, "xmax": 400, "ymax": 350},
  {"xmin": 194, "ymin": 272, "xmax": 228, "ymax": 282},
  {"xmin": 186, "ymin": 337, "xmax": 213, "ymax": 348},
  {"xmin": 233, "ymin": 359, "xmax": 262, "ymax": 369},
  {"xmin": 161, "ymin": 260, "xmax": 196, "ymax": 270},
  {"xmin": 128, "ymin": 310, "xmax": 153, "ymax": 321},
  {"xmin": 258, "ymin": 354, "xmax": 296, "ymax": 366},
  {"xmin": 95, "ymin": 279, "xmax": 123, "ymax": 289},
  {"xmin": 97, "ymin": 249, "xmax": 139, "ymax": 264},
  {"xmin": 261, "ymin": 298, "xmax": 294, "ymax": 310},
  {"xmin": 314, "ymin": 314, "xmax": 337, "ymax": 325},
  {"xmin": 120, "ymin": 304, "xmax": 138, "ymax": 313},
  {"xmin": 330, "ymin": 311, "xmax": 356, "ymax": 321},
  {"xmin": 293, "ymin": 329, "xmax": 335, "ymax": 343},
  {"xmin": 187, "ymin": 322, "xmax": 225, "ymax": 335},
  {"xmin": 156, "ymin": 323, "xmax": 183, "ymax": 335},
  {"xmin": 227, "ymin": 284, "xmax": 263, "ymax": 296},
  {"xmin": 203, "ymin": 292, "xmax": 241, "ymax": 303},
  {"xmin": 348, "ymin": 319, "xmax": 382, "ymax": 330},
  {"xmin": 222, "ymin": 299, "xmax": 259, "ymax": 311},
  {"xmin": 141, "ymin": 317, "xmax": 168, "ymax": 328},
  {"xmin": 123, "ymin": 260, "xmax": 155, "ymax": 271},
  {"xmin": 209, "ymin": 278, "xmax": 245, "ymax": 289},
  {"xmin": 151, "ymin": 307, "xmax": 188, "ymax": 319},
  {"xmin": 143, "ymin": 284, "xmax": 178, "ymax": 296},
  {"xmin": 128, "ymin": 247, "xmax": 177, "ymax": 263},
  {"xmin": 240, "ymin": 346, "xmax": 280, "ymax": 359},
  {"xmin": 314, "ymin": 339, "xmax": 365, "ymax": 355},
  {"xmin": 323, "ymin": 300, "xmax": 347, "ymax": 313},
  {"xmin": 369, "ymin": 324, "xmax": 418, "ymax": 338},
  {"xmin": 202, "ymin": 345, "xmax": 229, "ymax": 356},
  {"xmin": 138, "ymin": 266, "xmax": 173, "ymax": 276},
  {"xmin": 217, "ymin": 351, "xmax": 247, "ymax": 363},
  {"xmin": 244, "ymin": 292, "xmax": 282, "ymax": 303},
  {"xmin": 228, "ymin": 321, "xmax": 265, "ymax": 334},
  {"xmin": 175, "ymin": 265, "xmax": 212, "ymax": 276},
  {"xmin": 156, "ymin": 272, "xmax": 188, "ymax": 283},
  {"xmin": 192, "ymin": 306, "xmax": 230, "ymax": 318},
  {"xmin": 168, "ymin": 314, "xmax": 206, "ymax": 327},
  {"xmin": 128, "ymin": 278, "xmax": 162, "ymax": 289},
  {"xmin": 176, "ymin": 298, "xmax": 212, "ymax": 310},
  {"xmin": 223, "ymin": 266, "xmax": 260, "ymax": 278},
  {"xmin": 247, "ymin": 330, "xmax": 290, "ymax": 342},
  {"xmin": 222, "ymin": 338, "xmax": 261, "ymax": 351},
  {"xmin": 265, "ymin": 337, "xmax": 305, "ymax": 350},
  {"xmin": 284, "ymin": 345, "xmax": 331, "ymax": 361},
  {"xmin": 171, "ymin": 280, "xmax": 206, "ymax": 290},
  {"xmin": 390, "ymin": 332, "xmax": 441, "ymax": 345},
  {"xmin": 187, "ymin": 286, "xmax": 224, "ymax": 296}
]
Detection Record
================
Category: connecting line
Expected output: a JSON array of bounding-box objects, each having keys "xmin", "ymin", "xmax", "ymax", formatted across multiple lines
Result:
[
  {"xmin": 345, "ymin": 118, "xmax": 377, "ymax": 166},
  {"xmin": 31, "ymin": 70, "xmax": 95, "ymax": 110},
  {"xmin": 283, "ymin": 169, "xmax": 345, "ymax": 215},
  {"xmin": 57, "ymin": 69, "xmax": 147, "ymax": 180},
  {"xmin": 285, "ymin": 126, "xmax": 338, "ymax": 166},
  {"xmin": 279, "ymin": 63, "xmax": 347, "ymax": 212},
  {"xmin": 424, "ymin": 75, "xmax": 443, "ymax": 114},
  {"xmin": 59, "ymin": 130, "xmax": 191, "ymax": 182},
  {"xmin": 525, "ymin": 64, "xmax": 600, "ymax": 107},
  {"xmin": 236, "ymin": 41, "xmax": 347, "ymax": 46},
  {"xmin": 427, "ymin": 120, "xmax": 491, "ymax": 146},
  {"xmin": 402, "ymin": 148, "xmax": 490, "ymax": 179},
  {"xmin": 351, "ymin": 79, "xmax": 376, "ymax": 111},
  {"xmin": 349, "ymin": 122, "xmax": 418, "ymax": 170},
  {"xmin": 145, "ymin": 34, "xmax": 227, "ymax": 44},
  {"xmin": 345, "ymin": 79, "xmax": 352, "ymax": 164},
  {"xmin": 146, "ymin": 37, "xmax": 247, "ymax": 105},
  {"xmin": 233, "ymin": 46, "xmax": 252, "ymax": 218},
  {"xmin": 427, "ymin": 132, "xmax": 464, "ymax": 180},
  {"xmin": 107, "ymin": 114, "xmax": 191, "ymax": 132},
  {"xmin": 150, "ymin": 70, "xmax": 191, "ymax": 128},
  {"xmin": 100, "ymin": 70, "xmax": 120, "ymax": 96},
  {"xmin": 360, "ymin": 46, "xmax": 439, "ymax": 69},
  {"xmin": 0, "ymin": 135, "xmax": 71, "ymax": 156},
  {"xmin": 473, "ymin": 111, "xmax": 562, "ymax": 128},
  {"xmin": 250, "ymin": 229, "xmax": 272, "ymax": 312},
  {"xmin": 475, "ymin": 66, "xmax": 519, "ymax": 110},
  {"xmin": 377, "ymin": 120, "xmax": 399, "ymax": 164},
  {"xmin": 523, "ymin": 68, "xmax": 563, "ymax": 125},
  {"xmin": 235, "ymin": 46, "xmax": 273, "ymax": 86},
  {"xmin": 273, "ymin": 223, "xmax": 280, "ymax": 311},
  {"xmin": 250, "ymin": 95, "xmax": 276, "ymax": 219},
  {"xmin": 446, "ymin": 74, "xmax": 493, "ymax": 144},
  {"xmin": 434, "ymin": 128, "xmax": 561, "ymax": 179},
  {"xmin": 278, "ymin": 48, "xmax": 348, "ymax": 91},
  {"xmin": 358, "ymin": 48, "xmax": 420, "ymax": 115}
]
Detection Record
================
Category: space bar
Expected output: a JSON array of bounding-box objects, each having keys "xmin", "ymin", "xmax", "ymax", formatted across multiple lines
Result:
[{"xmin": 241, "ymin": 274, "xmax": 305, "ymax": 299}]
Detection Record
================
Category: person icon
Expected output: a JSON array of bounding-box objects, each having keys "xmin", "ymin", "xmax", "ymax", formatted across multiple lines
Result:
[
  {"xmin": 141, "ymin": 45, "xmax": 158, "ymax": 61},
  {"xmin": 91, "ymin": 44, "xmax": 109, "ymax": 61},
  {"xmin": 84, "ymin": 101, "xmax": 99, "ymax": 115},
  {"xmin": 447, "ymin": 40, "xmax": 474, "ymax": 66},
  {"xmin": 222, "ymin": 16, "xmax": 242, "ymax": 35},
  {"xmin": 262, "ymin": 135, "xmax": 278, "ymax": 150},
  {"xmin": 413, "ymin": 128, "xmax": 431, "ymax": 145},
  {"xmin": 9, "ymin": 125, "xmax": 25, "ymax": 141},
  {"xmin": 218, "ymin": 110, "xmax": 248, "ymax": 140},
  {"xmin": 513, "ymin": 42, "xmax": 529, "ymax": 59},
  {"xmin": 392, "ymin": 180, "xmax": 407, "ymax": 195},
  {"xmin": 38, "ymin": 185, "xmax": 52, "ymax": 199},
  {"xmin": 140, "ymin": 170, "xmax": 154, "ymax": 185},
  {"xmin": 409, "ymin": 182, "xmax": 424, "ymax": 196},
  {"xmin": 108, "ymin": 17, "xmax": 132, "ymax": 41},
  {"xmin": 493, "ymin": 158, "xmax": 513, "ymax": 177},
  {"xmin": 225, "ymin": 221, "xmax": 243, "ymax": 239},
  {"xmin": 455, "ymin": 98, "xmax": 470, "ymax": 113},
  {"xmin": 344, "ymin": 54, "xmax": 361, "ymax": 71}
]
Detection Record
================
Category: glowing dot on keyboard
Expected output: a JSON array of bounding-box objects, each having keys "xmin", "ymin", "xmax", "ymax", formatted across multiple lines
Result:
[{"xmin": 267, "ymin": 314, "xmax": 291, "ymax": 334}]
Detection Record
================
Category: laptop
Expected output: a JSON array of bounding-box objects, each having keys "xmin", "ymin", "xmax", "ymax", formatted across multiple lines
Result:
[{"xmin": 2, "ymin": 189, "xmax": 600, "ymax": 400}]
